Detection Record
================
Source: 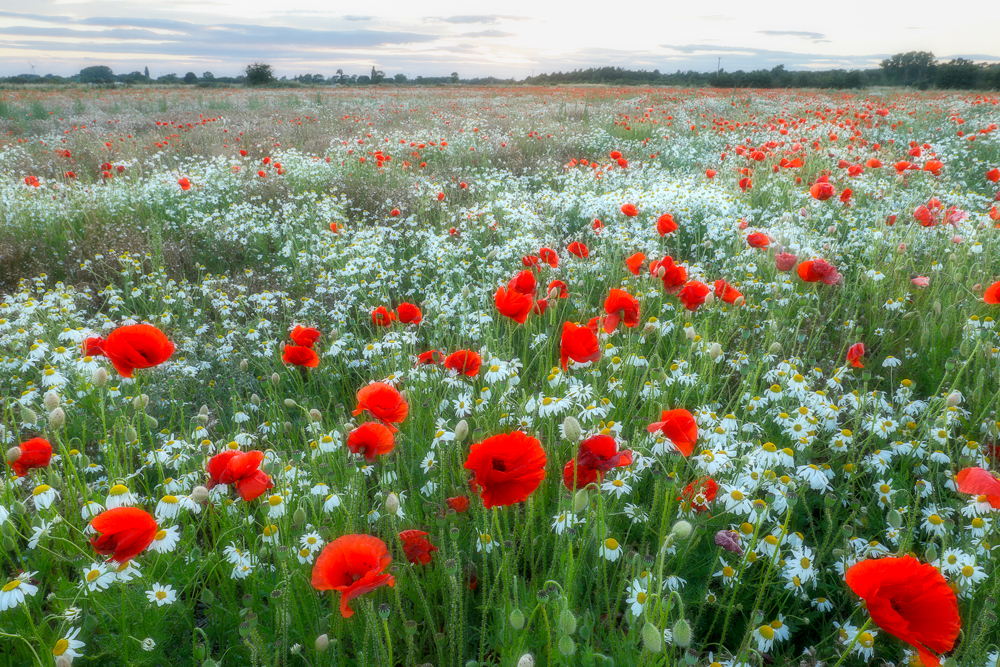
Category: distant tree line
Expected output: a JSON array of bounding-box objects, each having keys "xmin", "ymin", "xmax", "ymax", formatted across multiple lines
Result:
[{"xmin": 2, "ymin": 53, "xmax": 998, "ymax": 89}]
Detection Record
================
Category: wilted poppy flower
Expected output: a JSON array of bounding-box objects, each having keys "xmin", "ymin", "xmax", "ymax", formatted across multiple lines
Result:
[
  {"xmin": 539, "ymin": 247, "xmax": 559, "ymax": 268},
  {"xmin": 715, "ymin": 529, "xmax": 743, "ymax": 556},
  {"xmin": 312, "ymin": 534, "xmax": 395, "ymax": 618},
  {"xmin": 396, "ymin": 302, "xmax": 422, "ymax": 325},
  {"xmin": 560, "ymin": 321, "xmax": 601, "ymax": 371},
  {"xmin": 283, "ymin": 345, "xmax": 319, "ymax": 368},
  {"xmin": 678, "ymin": 476, "xmax": 718, "ymax": 513},
  {"xmin": 845, "ymin": 555, "xmax": 960, "ymax": 667},
  {"xmin": 494, "ymin": 286, "xmax": 533, "ymax": 324},
  {"xmin": 775, "ymin": 252, "xmax": 798, "ymax": 272},
  {"xmin": 102, "ymin": 324, "xmax": 175, "ymax": 378},
  {"xmin": 353, "ymin": 382, "xmax": 408, "ymax": 432},
  {"xmin": 567, "ymin": 242, "xmax": 589, "ymax": 258},
  {"xmin": 678, "ymin": 280, "xmax": 711, "ymax": 311},
  {"xmin": 603, "ymin": 289, "xmax": 640, "ymax": 334},
  {"xmin": 7, "ymin": 437, "xmax": 52, "ymax": 477},
  {"xmin": 445, "ymin": 496, "xmax": 470, "ymax": 514},
  {"xmin": 444, "ymin": 350, "xmax": 482, "ymax": 377},
  {"xmin": 463, "ymin": 430, "xmax": 547, "ymax": 508},
  {"xmin": 206, "ymin": 450, "xmax": 274, "ymax": 501},
  {"xmin": 399, "ymin": 530, "xmax": 438, "ymax": 565},
  {"xmin": 847, "ymin": 342, "xmax": 865, "ymax": 368},
  {"xmin": 625, "ymin": 252, "xmax": 646, "ymax": 275},
  {"xmin": 647, "ymin": 409, "xmax": 698, "ymax": 456},
  {"xmin": 810, "ymin": 181, "xmax": 836, "ymax": 201},
  {"xmin": 714, "ymin": 279, "xmax": 743, "ymax": 305},
  {"xmin": 983, "ymin": 280, "xmax": 1000, "ymax": 304},
  {"xmin": 746, "ymin": 232, "xmax": 769, "ymax": 248},
  {"xmin": 562, "ymin": 434, "xmax": 633, "ymax": 490},
  {"xmin": 347, "ymin": 423, "xmax": 396, "ymax": 462},
  {"xmin": 657, "ymin": 214, "xmax": 677, "ymax": 236},
  {"xmin": 955, "ymin": 467, "xmax": 1000, "ymax": 508},
  {"xmin": 290, "ymin": 325, "xmax": 321, "ymax": 348},
  {"xmin": 90, "ymin": 507, "xmax": 158, "ymax": 564},
  {"xmin": 620, "ymin": 203, "xmax": 639, "ymax": 217},
  {"xmin": 371, "ymin": 306, "xmax": 396, "ymax": 327},
  {"xmin": 797, "ymin": 259, "xmax": 840, "ymax": 285}
]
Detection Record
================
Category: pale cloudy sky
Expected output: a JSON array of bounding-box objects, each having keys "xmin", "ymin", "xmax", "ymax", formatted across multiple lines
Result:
[{"xmin": 1, "ymin": 0, "xmax": 998, "ymax": 78}]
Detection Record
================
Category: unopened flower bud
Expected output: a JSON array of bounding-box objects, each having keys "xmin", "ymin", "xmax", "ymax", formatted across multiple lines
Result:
[
  {"xmin": 946, "ymin": 391, "xmax": 962, "ymax": 407},
  {"xmin": 734, "ymin": 296, "xmax": 745, "ymax": 307},
  {"xmin": 557, "ymin": 635, "xmax": 575, "ymax": 656},
  {"xmin": 642, "ymin": 621, "xmax": 662, "ymax": 652},
  {"xmin": 385, "ymin": 493, "xmax": 399, "ymax": 515},
  {"xmin": 240, "ymin": 359, "xmax": 249, "ymax": 372},
  {"xmin": 462, "ymin": 285, "xmax": 470, "ymax": 298},
  {"xmin": 133, "ymin": 394, "xmax": 150, "ymax": 410},
  {"xmin": 672, "ymin": 619, "xmax": 692, "ymax": 647},
  {"xmin": 703, "ymin": 291, "xmax": 715, "ymax": 306},
  {"xmin": 21, "ymin": 408, "xmax": 37, "ymax": 426},
  {"xmin": 271, "ymin": 372, "xmax": 280, "ymax": 385},
  {"xmin": 56, "ymin": 656, "xmax": 73, "ymax": 667},
  {"xmin": 573, "ymin": 488, "xmax": 590, "ymax": 513},
  {"xmin": 454, "ymin": 419, "xmax": 469, "ymax": 442},
  {"xmin": 293, "ymin": 507, "xmax": 307, "ymax": 524},
  {"xmin": 7, "ymin": 447, "xmax": 21, "ymax": 463},
  {"xmin": 309, "ymin": 409, "xmax": 322, "ymax": 422},
  {"xmin": 517, "ymin": 654, "xmax": 535, "ymax": 667},
  {"xmin": 44, "ymin": 390, "xmax": 60, "ymax": 411},
  {"xmin": 92, "ymin": 367, "xmax": 108, "ymax": 387},
  {"xmin": 509, "ymin": 608, "xmax": 526, "ymax": 630},
  {"xmin": 708, "ymin": 343, "xmax": 722, "ymax": 361},
  {"xmin": 315, "ymin": 634, "xmax": 329, "ymax": 652},
  {"xmin": 562, "ymin": 416, "xmax": 582, "ymax": 441},
  {"xmin": 642, "ymin": 322, "xmax": 657, "ymax": 335},
  {"xmin": 768, "ymin": 342, "xmax": 782, "ymax": 356},
  {"xmin": 191, "ymin": 486, "xmax": 209, "ymax": 502},
  {"xmin": 197, "ymin": 413, "xmax": 209, "ymax": 425},
  {"xmin": 48, "ymin": 408, "xmax": 66, "ymax": 430},
  {"xmin": 146, "ymin": 415, "xmax": 158, "ymax": 430},
  {"xmin": 558, "ymin": 608, "xmax": 577, "ymax": 635},
  {"xmin": 671, "ymin": 520, "xmax": 693, "ymax": 540},
  {"xmin": 925, "ymin": 543, "xmax": 938, "ymax": 563},
  {"xmin": 125, "ymin": 426, "xmax": 138, "ymax": 442},
  {"xmin": 284, "ymin": 398, "xmax": 298, "ymax": 408},
  {"xmin": 887, "ymin": 509, "xmax": 902, "ymax": 529},
  {"xmin": 684, "ymin": 325, "xmax": 695, "ymax": 341},
  {"xmin": 657, "ymin": 266, "xmax": 666, "ymax": 278}
]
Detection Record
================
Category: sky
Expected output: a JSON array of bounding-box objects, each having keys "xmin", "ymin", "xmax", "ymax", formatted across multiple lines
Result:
[{"xmin": 1, "ymin": 0, "xmax": 999, "ymax": 79}]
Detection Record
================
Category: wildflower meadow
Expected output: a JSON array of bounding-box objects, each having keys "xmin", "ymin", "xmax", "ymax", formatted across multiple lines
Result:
[{"xmin": 2, "ymin": 85, "xmax": 1000, "ymax": 667}]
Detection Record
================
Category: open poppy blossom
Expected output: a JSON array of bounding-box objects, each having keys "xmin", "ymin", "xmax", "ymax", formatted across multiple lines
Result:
[
  {"xmin": 845, "ymin": 555, "xmax": 960, "ymax": 667},
  {"xmin": 539, "ymin": 247, "xmax": 559, "ymax": 268},
  {"xmin": 206, "ymin": 450, "xmax": 274, "ymax": 501},
  {"xmin": 678, "ymin": 476, "xmax": 718, "ymax": 513},
  {"xmin": 847, "ymin": 342, "xmax": 865, "ymax": 368},
  {"xmin": 810, "ymin": 180, "xmax": 836, "ymax": 201},
  {"xmin": 290, "ymin": 325, "xmax": 321, "ymax": 348},
  {"xmin": 656, "ymin": 256, "xmax": 688, "ymax": 294},
  {"xmin": 312, "ymin": 534, "xmax": 395, "ymax": 618},
  {"xmin": 7, "ymin": 437, "xmax": 52, "ymax": 477},
  {"xmin": 714, "ymin": 279, "xmax": 743, "ymax": 305},
  {"xmin": 396, "ymin": 302, "xmax": 422, "ymax": 325},
  {"xmin": 494, "ymin": 286, "xmax": 533, "ymax": 324},
  {"xmin": 746, "ymin": 232, "xmax": 769, "ymax": 248},
  {"xmin": 463, "ymin": 430, "xmax": 547, "ymax": 508},
  {"xmin": 955, "ymin": 467, "xmax": 1000, "ymax": 508},
  {"xmin": 562, "ymin": 434, "xmax": 632, "ymax": 490},
  {"xmin": 101, "ymin": 324, "xmax": 175, "ymax": 378},
  {"xmin": 178, "ymin": 177, "xmax": 191, "ymax": 190},
  {"xmin": 371, "ymin": 306, "xmax": 396, "ymax": 327},
  {"xmin": 923, "ymin": 160, "xmax": 943, "ymax": 176},
  {"xmin": 347, "ymin": 422, "xmax": 396, "ymax": 462},
  {"xmin": 25, "ymin": 175, "xmax": 40, "ymax": 187},
  {"xmin": 797, "ymin": 259, "xmax": 841, "ymax": 285},
  {"xmin": 706, "ymin": 169, "xmax": 716, "ymax": 179},
  {"xmin": 775, "ymin": 252, "xmax": 798, "ymax": 272},
  {"xmin": 547, "ymin": 280, "xmax": 569, "ymax": 299},
  {"xmin": 444, "ymin": 350, "xmax": 482, "ymax": 377},
  {"xmin": 620, "ymin": 203, "xmax": 639, "ymax": 217},
  {"xmin": 648, "ymin": 409, "xmax": 698, "ymax": 456},
  {"xmin": 399, "ymin": 530, "xmax": 438, "ymax": 565},
  {"xmin": 446, "ymin": 495, "xmax": 470, "ymax": 513},
  {"xmin": 656, "ymin": 213, "xmax": 677, "ymax": 236},
  {"xmin": 567, "ymin": 241, "xmax": 589, "ymax": 258},
  {"xmin": 560, "ymin": 321, "xmax": 601, "ymax": 371},
  {"xmin": 678, "ymin": 280, "xmax": 711, "ymax": 311},
  {"xmin": 90, "ymin": 507, "xmax": 158, "ymax": 564},
  {"xmin": 353, "ymin": 382, "xmax": 408, "ymax": 432},
  {"xmin": 416, "ymin": 349, "xmax": 442, "ymax": 365},
  {"xmin": 984, "ymin": 280, "xmax": 1000, "ymax": 304},
  {"xmin": 625, "ymin": 252, "xmax": 646, "ymax": 275},
  {"xmin": 283, "ymin": 345, "xmax": 319, "ymax": 368},
  {"xmin": 508, "ymin": 270, "xmax": 537, "ymax": 296},
  {"xmin": 603, "ymin": 289, "xmax": 640, "ymax": 333}
]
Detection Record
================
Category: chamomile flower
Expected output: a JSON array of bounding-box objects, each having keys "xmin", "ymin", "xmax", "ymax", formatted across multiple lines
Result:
[
  {"xmin": 0, "ymin": 571, "xmax": 39, "ymax": 611},
  {"xmin": 626, "ymin": 578, "xmax": 649, "ymax": 617},
  {"xmin": 51, "ymin": 627, "xmax": 85, "ymax": 660},
  {"xmin": 476, "ymin": 532, "xmax": 494, "ymax": 553},
  {"xmin": 148, "ymin": 525, "xmax": 180, "ymax": 553},
  {"xmin": 32, "ymin": 483, "xmax": 60, "ymax": 510},
  {"xmin": 599, "ymin": 537, "xmax": 622, "ymax": 562},
  {"xmin": 146, "ymin": 583, "xmax": 177, "ymax": 606},
  {"xmin": 81, "ymin": 563, "xmax": 115, "ymax": 592}
]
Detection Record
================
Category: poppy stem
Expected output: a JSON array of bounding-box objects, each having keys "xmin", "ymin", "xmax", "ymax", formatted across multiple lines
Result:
[{"xmin": 829, "ymin": 616, "xmax": 872, "ymax": 667}]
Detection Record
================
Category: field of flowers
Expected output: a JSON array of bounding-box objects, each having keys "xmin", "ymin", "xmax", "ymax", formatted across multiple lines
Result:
[{"xmin": 1, "ymin": 84, "xmax": 1000, "ymax": 667}]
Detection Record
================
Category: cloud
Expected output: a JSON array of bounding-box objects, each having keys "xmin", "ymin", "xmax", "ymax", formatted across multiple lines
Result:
[
  {"xmin": 428, "ymin": 15, "xmax": 527, "ymax": 24},
  {"xmin": 342, "ymin": 15, "xmax": 372, "ymax": 21},
  {"xmin": 459, "ymin": 30, "xmax": 516, "ymax": 38},
  {"xmin": 757, "ymin": 30, "xmax": 828, "ymax": 42}
]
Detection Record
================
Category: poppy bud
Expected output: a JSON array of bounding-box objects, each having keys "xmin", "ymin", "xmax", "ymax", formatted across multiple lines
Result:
[
  {"xmin": 385, "ymin": 493, "xmax": 400, "ymax": 514},
  {"xmin": 56, "ymin": 656, "xmax": 73, "ymax": 667},
  {"xmin": 125, "ymin": 426, "xmax": 137, "ymax": 442},
  {"xmin": 509, "ymin": 608, "xmax": 526, "ymax": 630},
  {"xmin": 887, "ymin": 510, "xmax": 902, "ymax": 529},
  {"xmin": 2, "ymin": 536, "xmax": 15, "ymax": 552},
  {"xmin": 315, "ymin": 634, "xmax": 329, "ymax": 652},
  {"xmin": 642, "ymin": 322, "xmax": 657, "ymax": 335},
  {"xmin": 672, "ymin": 619, "xmax": 692, "ymax": 647},
  {"xmin": 251, "ymin": 394, "xmax": 261, "ymax": 406},
  {"xmin": 462, "ymin": 285, "xmax": 470, "ymax": 298},
  {"xmin": 146, "ymin": 415, "xmax": 158, "ymax": 430},
  {"xmin": 517, "ymin": 654, "xmax": 535, "ymax": 667},
  {"xmin": 44, "ymin": 390, "xmax": 60, "ymax": 411},
  {"xmin": 271, "ymin": 373, "xmax": 280, "ymax": 384},
  {"xmin": 946, "ymin": 391, "xmax": 962, "ymax": 407},
  {"xmin": 92, "ymin": 367, "xmax": 108, "ymax": 387},
  {"xmin": 48, "ymin": 408, "xmax": 66, "ymax": 430},
  {"xmin": 642, "ymin": 621, "xmax": 662, "ymax": 652},
  {"xmin": 6, "ymin": 447, "xmax": 21, "ymax": 463},
  {"xmin": 309, "ymin": 409, "xmax": 322, "ymax": 422},
  {"xmin": 684, "ymin": 326, "xmax": 695, "ymax": 341},
  {"xmin": 21, "ymin": 408, "xmax": 37, "ymax": 426},
  {"xmin": 240, "ymin": 359, "xmax": 249, "ymax": 372},
  {"xmin": 558, "ymin": 609, "xmax": 577, "ymax": 634},
  {"xmin": 703, "ymin": 291, "xmax": 715, "ymax": 306},
  {"xmin": 925, "ymin": 543, "xmax": 938, "ymax": 563},
  {"xmin": 656, "ymin": 266, "xmax": 666, "ymax": 278},
  {"xmin": 671, "ymin": 520, "xmax": 693, "ymax": 540},
  {"xmin": 562, "ymin": 416, "xmax": 582, "ymax": 441},
  {"xmin": 709, "ymin": 343, "xmax": 722, "ymax": 361},
  {"xmin": 557, "ymin": 635, "xmax": 575, "ymax": 656},
  {"xmin": 197, "ymin": 413, "xmax": 209, "ymax": 425},
  {"xmin": 192, "ymin": 485, "xmax": 209, "ymax": 502},
  {"xmin": 133, "ymin": 394, "xmax": 149, "ymax": 410},
  {"xmin": 574, "ymin": 488, "xmax": 590, "ymax": 513},
  {"xmin": 284, "ymin": 399, "xmax": 298, "ymax": 408},
  {"xmin": 48, "ymin": 471, "xmax": 63, "ymax": 489},
  {"xmin": 293, "ymin": 507, "xmax": 307, "ymax": 524},
  {"xmin": 768, "ymin": 342, "xmax": 782, "ymax": 355}
]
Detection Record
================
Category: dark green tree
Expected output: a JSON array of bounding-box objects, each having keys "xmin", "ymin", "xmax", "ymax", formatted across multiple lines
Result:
[
  {"xmin": 244, "ymin": 62, "xmax": 276, "ymax": 86},
  {"xmin": 370, "ymin": 66, "xmax": 385, "ymax": 83},
  {"xmin": 450, "ymin": 71, "xmax": 459, "ymax": 84},
  {"xmin": 936, "ymin": 58, "xmax": 981, "ymax": 89},
  {"xmin": 183, "ymin": 72, "xmax": 198, "ymax": 84},
  {"xmin": 78, "ymin": 66, "xmax": 114, "ymax": 83},
  {"xmin": 880, "ymin": 52, "xmax": 937, "ymax": 87},
  {"xmin": 144, "ymin": 66, "xmax": 150, "ymax": 79}
]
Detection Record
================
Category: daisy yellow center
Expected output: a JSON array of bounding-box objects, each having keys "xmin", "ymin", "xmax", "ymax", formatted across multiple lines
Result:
[
  {"xmin": 770, "ymin": 620, "xmax": 783, "ymax": 629},
  {"xmin": 2, "ymin": 580, "xmax": 21, "ymax": 592},
  {"xmin": 763, "ymin": 442, "xmax": 777, "ymax": 452},
  {"xmin": 300, "ymin": 548, "xmax": 310, "ymax": 557},
  {"xmin": 730, "ymin": 490, "xmax": 744, "ymax": 500},
  {"xmin": 636, "ymin": 592, "xmax": 647, "ymax": 604},
  {"xmin": 162, "ymin": 495, "xmax": 178, "ymax": 504},
  {"xmin": 740, "ymin": 523, "xmax": 754, "ymax": 534},
  {"xmin": 156, "ymin": 590, "xmax": 167, "ymax": 600},
  {"xmin": 110, "ymin": 484, "xmax": 129, "ymax": 496},
  {"xmin": 612, "ymin": 480, "xmax": 624, "ymax": 487},
  {"xmin": 758, "ymin": 625, "xmax": 774, "ymax": 640},
  {"xmin": 33, "ymin": 485, "xmax": 51, "ymax": 496},
  {"xmin": 155, "ymin": 529, "xmax": 167, "ymax": 540},
  {"xmin": 490, "ymin": 365, "xmax": 499, "ymax": 372},
  {"xmin": 928, "ymin": 514, "xmax": 942, "ymax": 525},
  {"xmin": 879, "ymin": 485, "xmax": 891, "ymax": 494},
  {"xmin": 263, "ymin": 525, "xmax": 278, "ymax": 537},
  {"xmin": 268, "ymin": 495, "xmax": 283, "ymax": 506},
  {"xmin": 961, "ymin": 565, "xmax": 974, "ymax": 577},
  {"xmin": 860, "ymin": 632, "xmax": 874, "ymax": 648},
  {"xmin": 481, "ymin": 534, "xmax": 492, "ymax": 544},
  {"xmin": 972, "ymin": 518, "xmax": 985, "ymax": 528},
  {"xmin": 764, "ymin": 535, "xmax": 779, "ymax": 545},
  {"xmin": 86, "ymin": 569, "xmax": 100, "ymax": 582},
  {"xmin": 53, "ymin": 639, "xmax": 69, "ymax": 656},
  {"xmin": 800, "ymin": 558, "xmax": 810, "ymax": 569},
  {"xmin": 722, "ymin": 566, "xmax": 735, "ymax": 578},
  {"xmin": 604, "ymin": 538, "xmax": 619, "ymax": 550}
]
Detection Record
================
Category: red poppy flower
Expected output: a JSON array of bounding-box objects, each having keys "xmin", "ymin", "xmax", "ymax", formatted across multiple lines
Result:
[
  {"xmin": 620, "ymin": 203, "xmax": 639, "ymax": 217},
  {"xmin": 810, "ymin": 181, "xmax": 836, "ymax": 201},
  {"xmin": 178, "ymin": 177, "xmax": 191, "ymax": 190},
  {"xmin": 738, "ymin": 177, "xmax": 752, "ymax": 191},
  {"xmin": 371, "ymin": 306, "xmax": 396, "ymax": 327},
  {"xmin": 416, "ymin": 349, "xmax": 441, "ymax": 365},
  {"xmin": 523, "ymin": 255, "xmax": 540, "ymax": 269},
  {"xmin": 923, "ymin": 160, "xmax": 943, "ymax": 176},
  {"xmin": 647, "ymin": 409, "xmax": 698, "ymax": 456},
  {"xmin": 396, "ymin": 302, "xmax": 422, "ymax": 325},
  {"xmin": 562, "ymin": 434, "xmax": 633, "ymax": 490},
  {"xmin": 283, "ymin": 345, "xmax": 320, "ymax": 368},
  {"xmin": 713, "ymin": 279, "xmax": 743, "ymax": 305},
  {"xmin": 25, "ymin": 175, "xmax": 40, "ymax": 187},
  {"xmin": 446, "ymin": 495, "xmax": 470, "ymax": 513},
  {"xmin": 290, "ymin": 325, "xmax": 321, "ymax": 348},
  {"xmin": 8, "ymin": 437, "xmax": 52, "ymax": 477},
  {"xmin": 90, "ymin": 507, "xmax": 158, "ymax": 564},
  {"xmin": 706, "ymin": 169, "xmax": 717, "ymax": 179},
  {"xmin": 678, "ymin": 476, "xmax": 718, "ymax": 513},
  {"xmin": 399, "ymin": 530, "xmax": 438, "ymax": 565},
  {"xmin": 866, "ymin": 158, "xmax": 882, "ymax": 168},
  {"xmin": 845, "ymin": 555, "xmax": 960, "ymax": 667},
  {"xmin": 258, "ymin": 170, "xmax": 266, "ymax": 178},
  {"xmin": 532, "ymin": 298, "xmax": 549, "ymax": 316},
  {"xmin": 775, "ymin": 252, "xmax": 798, "ymax": 272},
  {"xmin": 592, "ymin": 218, "xmax": 604, "ymax": 232},
  {"xmin": 494, "ymin": 286, "xmax": 533, "ymax": 324},
  {"xmin": 353, "ymin": 382, "xmax": 408, "ymax": 432},
  {"xmin": 746, "ymin": 232, "xmax": 769, "ymax": 248},
  {"xmin": 312, "ymin": 534, "xmax": 395, "ymax": 618},
  {"xmin": 560, "ymin": 321, "xmax": 601, "ymax": 371},
  {"xmin": 547, "ymin": 280, "xmax": 569, "ymax": 299},
  {"xmin": 847, "ymin": 342, "xmax": 865, "ymax": 368},
  {"xmin": 539, "ymin": 247, "xmax": 559, "ymax": 268},
  {"xmin": 206, "ymin": 450, "xmax": 274, "ymax": 501},
  {"xmin": 987, "ymin": 168, "xmax": 1000, "ymax": 183},
  {"xmin": 347, "ymin": 422, "xmax": 396, "ymax": 462},
  {"xmin": 101, "ymin": 324, "xmax": 175, "ymax": 378},
  {"xmin": 914, "ymin": 205, "xmax": 935, "ymax": 226},
  {"xmin": 657, "ymin": 213, "xmax": 678, "ymax": 236},
  {"xmin": 625, "ymin": 252, "xmax": 646, "ymax": 275},
  {"xmin": 437, "ymin": 191, "xmax": 445, "ymax": 201},
  {"xmin": 444, "ymin": 350, "xmax": 482, "ymax": 377},
  {"xmin": 463, "ymin": 430, "xmax": 547, "ymax": 508},
  {"xmin": 955, "ymin": 467, "xmax": 1000, "ymax": 508},
  {"xmin": 984, "ymin": 280, "xmax": 1000, "ymax": 304},
  {"xmin": 797, "ymin": 259, "xmax": 841, "ymax": 285},
  {"xmin": 603, "ymin": 288, "xmax": 640, "ymax": 333},
  {"xmin": 568, "ymin": 242, "xmax": 589, "ymax": 258},
  {"xmin": 678, "ymin": 280, "xmax": 711, "ymax": 311},
  {"xmin": 508, "ymin": 270, "xmax": 537, "ymax": 296},
  {"xmin": 894, "ymin": 160, "xmax": 914, "ymax": 173},
  {"xmin": 390, "ymin": 208, "xmax": 401, "ymax": 217}
]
